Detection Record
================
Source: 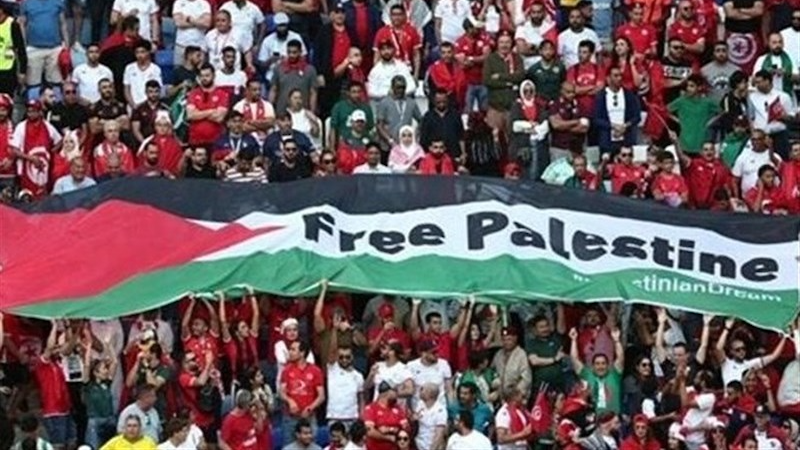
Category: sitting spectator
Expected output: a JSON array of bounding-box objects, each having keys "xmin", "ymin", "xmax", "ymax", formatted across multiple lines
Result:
[
  {"xmin": 329, "ymin": 82, "xmax": 373, "ymax": 150},
  {"xmin": 181, "ymin": 147, "xmax": 218, "ymax": 179},
  {"xmin": 336, "ymin": 111, "xmax": 375, "ymax": 175},
  {"xmin": 598, "ymin": 148, "xmax": 647, "ymax": 195},
  {"xmin": 564, "ymin": 154, "xmax": 600, "ymax": 190},
  {"xmin": 270, "ymin": 139, "xmax": 314, "ymax": 182},
  {"xmin": 651, "ymin": 151, "xmax": 689, "ymax": 207},
  {"xmin": 223, "ymin": 147, "xmax": 267, "ymax": 183},
  {"xmin": 285, "ymin": 89, "xmax": 322, "ymax": 151},
  {"xmin": 263, "ymin": 112, "xmax": 316, "ymax": 165},
  {"xmin": 388, "ymin": 126, "xmax": 424, "ymax": 173},
  {"xmin": 213, "ymin": 111, "xmax": 260, "ymax": 170},
  {"xmin": 118, "ymin": 385, "xmax": 161, "ymax": 443},
  {"xmin": 138, "ymin": 112, "xmax": 183, "ymax": 176},
  {"xmin": 157, "ymin": 417, "xmax": 194, "ymax": 450},
  {"xmin": 133, "ymin": 142, "xmax": 176, "ymax": 178},
  {"xmin": 353, "ymin": 142, "xmax": 391, "ymax": 174},
  {"xmin": 420, "ymin": 90, "xmax": 466, "ymax": 163},
  {"xmin": 232, "ymin": 79, "xmax": 276, "ymax": 145},
  {"xmin": 93, "ymin": 120, "xmax": 135, "ymax": 177},
  {"xmin": 102, "ymin": 415, "xmax": 157, "ymax": 450},
  {"xmin": 744, "ymin": 165, "xmax": 793, "ymax": 214},
  {"xmin": 52, "ymin": 158, "xmax": 96, "ymax": 195},
  {"xmin": 219, "ymin": 390, "xmax": 265, "ymax": 450}
]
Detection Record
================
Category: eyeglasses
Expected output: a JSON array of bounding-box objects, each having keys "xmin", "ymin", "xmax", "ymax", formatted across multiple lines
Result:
[{"xmin": 620, "ymin": 152, "xmax": 633, "ymax": 158}]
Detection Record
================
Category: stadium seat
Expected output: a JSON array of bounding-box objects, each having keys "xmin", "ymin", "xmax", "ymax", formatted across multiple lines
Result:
[{"xmin": 156, "ymin": 50, "xmax": 175, "ymax": 85}]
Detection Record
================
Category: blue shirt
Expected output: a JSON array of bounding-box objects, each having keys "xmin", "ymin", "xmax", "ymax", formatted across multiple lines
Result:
[
  {"xmin": 447, "ymin": 401, "xmax": 493, "ymax": 435},
  {"xmin": 21, "ymin": 0, "xmax": 65, "ymax": 48},
  {"xmin": 262, "ymin": 130, "xmax": 314, "ymax": 164},
  {"xmin": 213, "ymin": 133, "xmax": 260, "ymax": 161}
]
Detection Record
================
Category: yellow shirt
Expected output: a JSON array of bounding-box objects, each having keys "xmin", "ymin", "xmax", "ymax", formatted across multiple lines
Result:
[{"xmin": 100, "ymin": 436, "xmax": 157, "ymax": 450}]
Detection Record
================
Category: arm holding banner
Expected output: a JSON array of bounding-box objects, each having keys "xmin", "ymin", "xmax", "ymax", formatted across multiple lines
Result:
[
  {"xmin": 714, "ymin": 317, "xmax": 734, "ymax": 365},
  {"xmin": 181, "ymin": 296, "xmax": 196, "ymax": 342},
  {"xmin": 612, "ymin": 328, "xmax": 624, "ymax": 373},
  {"xmin": 569, "ymin": 327, "xmax": 585, "ymax": 375},
  {"xmin": 313, "ymin": 279, "xmax": 328, "ymax": 334},
  {"xmin": 695, "ymin": 314, "xmax": 713, "ymax": 366}
]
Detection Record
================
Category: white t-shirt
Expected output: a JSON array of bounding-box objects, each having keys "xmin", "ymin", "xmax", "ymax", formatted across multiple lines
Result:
[
  {"xmin": 52, "ymin": 175, "xmax": 96, "ymax": 194},
  {"xmin": 214, "ymin": 68, "xmax": 248, "ymax": 96},
  {"xmin": 433, "ymin": 0, "xmax": 470, "ymax": 45},
  {"xmin": 326, "ymin": 363, "xmax": 364, "ymax": 420},
  {"xmin": 123, "ymin": 62, "xmax": 163, "ymax": 106},
  {"xmin": 446, "ymin": 430, "xmax": 493, "ymax": 450},
  {"xmin": 558, "ymin": 27, "xmax": 600, "ymax": 67},
  {"xmin": 406, "ymin": 358, "xmax": 452, "ymax": 408},
  {"xmin": 732, "ymin": 144, "xmax": 781, "ymax": 194},
  {"xmin": 373, "ymin": 361, "xmax": 413, "ymax": 400},
  {"xmin": 681, "ymin": 390, "xmax": 716, "ymax": 445},
  {"xmin": 721, "ymin": 357, "xmax": 764, "ymax": 386},
  {"xmin": 257, "ymin": 31, "xmax": 307, "ymax": 63},
  {"xmin": 515, "ymin": 21, "xmax": 555, "ymax": 69},
  {"xmin": 495, "ymin": 404, "xmax": 529, "ymax": 450},
  {"xmin": 220, "ymin": 0, "xmax": 263, "ymax": 44},
  {"xmin": 112, "ymin": 0, "xmax": 159, "ymax": 40},
  {"xmin": 71, "ymin": 63, "xmax": 114, "ymax": 104},
  {"xmin": 753, "ymin": 53, "xmax": 800, "ymax": 94},
  {"xmin": 205, "ymin": 28, "xmax": 253, "ymax": 70},
  {"xmin": 414, "ymin": 402, "xmax": 447, "ymax": 450},
  {"xmin": 748, "ymin": 88, "xmax": 795, "ymax": 134},
  {"xmin": 173, "ymin": 0, "xmax": 212, "ymax": 47},
  {"xmin": 605, "ymin": 88, "xmax": 626, "ymax": 141},
  {"xmin": 353, "ymin": 163, "xmax": 392, "ymax": 174},
  {"xmin": 780, "ymin": 28, "xmax": 800, "ymax": 79},
  {"xmin": 343, "ymin": 443, "xmax": 365, "ymax": 450}
]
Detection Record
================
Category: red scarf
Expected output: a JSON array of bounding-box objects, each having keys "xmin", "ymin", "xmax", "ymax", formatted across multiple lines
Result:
[
  {"xmin": 502, "ymin": 52, "xmax": 516, "ymax": 74},
  {"xmin": 153, "ymin": 135, "xmax": 183, "ymax": 175},
  {"xmin": 419, "ymin": 153, "xmax": 455, "ymax": 175},
  {"xmin": 506, "ymin": 402, "xmax": 531, "ymax": 435},
  {"xmin": 20, "ymin": 119, "xmax": 53, "ymax": 198},
  {"xmin": 520, "ymin": 98, "xmax": 538, "ymax": 122},
  {"xmin": 281, "ymin": 57, "xmax": 308, "ymax": 73},
  {"xmin": 0, "ymin": 119, "xmax": 14, "ymax": 176},
  {"xmin": 243, "ymin": 99, "xmax": 266, "ymax": 121}
]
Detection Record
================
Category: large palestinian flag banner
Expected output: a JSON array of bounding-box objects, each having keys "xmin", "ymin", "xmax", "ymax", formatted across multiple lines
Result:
[{"xmin": 1, "ymin": 177, "xmax": 799, "ymax": 332}]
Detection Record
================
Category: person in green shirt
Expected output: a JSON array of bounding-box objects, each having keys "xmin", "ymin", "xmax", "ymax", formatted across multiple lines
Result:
[
  {"xmin": 525, "ymin": 307, "xmax": 568, "ymax": 393},
  {"xmin": 83, "ymin": 338, "xmax": 119, "ymax": 450},
  {"xmin": 668, "ymin": 74, "xmax": 721, "ymax": 154},
  {"xmin": 720, "ymin": 116, "xmax": 750, "ymax": 168},
  {"xmin": 329, "ymin": 82, "xmax": 374, "ymax": 150},
  {"xmin": 526, "ymin": 40, "xmax": 567, "ymax": 102},
  {"xmin": 569, "ymin": 325, "xmax": 624, "ymax": 413}
]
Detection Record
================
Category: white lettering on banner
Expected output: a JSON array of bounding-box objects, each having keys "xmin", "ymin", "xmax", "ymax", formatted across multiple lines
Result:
[{"xmin": 192, "ymin": 201, "xmax": 797, "ymax": 291}]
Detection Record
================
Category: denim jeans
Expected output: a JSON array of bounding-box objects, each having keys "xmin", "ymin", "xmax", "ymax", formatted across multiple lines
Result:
[
  {"xmin": 525, "ymin": 139, "xmax": 550, "ymax": 181},
  {"xmin": 85, "ymin": 416, "xmax": 115, "ymax": 450},
  {"xmin": 464, "ymin": 85, "xmax": 488, "ymax": 113}
]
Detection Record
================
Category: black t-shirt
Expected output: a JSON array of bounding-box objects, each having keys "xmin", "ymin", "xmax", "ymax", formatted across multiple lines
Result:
[
  {"xmin": 661, "ymin": 57, "xmax": 694, "ymax": 104},
  {"xmin": 91, "ymin": 99, "xmax": 128, "ymax": 122},
  {"xmin": 171, "ymin": 66, "xmax": 198, "ymax": 90},
  {"xmin": 49, "ymin": 102, "xmax": 90, "ymax": 132},
  {"xmin": 269, "ymin": 159, "xmax": 312, "ymax": 182},
  {"xmin": 724, "ymin": 0, "xmax": 762, "ymax": 33},
  {"xmin": 184, "ymin": 164, "xmax": 217, "ymax": 179}
]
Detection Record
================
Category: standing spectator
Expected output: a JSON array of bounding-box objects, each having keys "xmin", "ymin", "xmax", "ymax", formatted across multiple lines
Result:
[
  {"xmin": 329, "ymin": 82, "xmax": 373, "ymax": 151},
  {"xmin": 569, "ymin": 325, "xmax": 625, "ymax": 413},
  {"xmin": 419, "ymin": 90, "xmax": 466, "ymax": 162},
  {"xmin": 314, "ymin": 6, "xmax": 352, "ymax": 118},
  {"xmin": 495, "ymin": 387, "xmax": 534, "ymax": 450},
  {"xmin": 363, "ymin": 382, "xmax": 410, "ymax": 450},
  {"xmin": 325, "ymin": 318, "xmax": 364, "ymax": 427},
  {"xmin": 743, "ymin": 164, "xmax": 793, "ymax": 213},
  {"xmin": 558, "ymin": 9, "xmax": 600, "ymax": 68},
  {"xmin": 215, "ymin": 47, "xmax": 248, "ymax": 97},
  {"xmin": 157, "ymin": 417, "xmax": 194, "ymax": 450},
  {"xmin": 258, "ymin": 13, "xmax": 307, "ymax": 84},
  {"xmin": 118, "ymin": 385, "xmax": 161, "ymax": 443},
  {"xmin": 446, "ymin": 411, "xmax": 492, "ymax": 450},
  {"xmin": 722, "ymin": 0, "xmax": 765, "ymax": 72},
  {"xmin": 753, "ymin": 33, "xmax": 798, "ymax": 97},
  {"xmin": 515, "ymin": 3, "xmax": 558, "ymax": 70},
  {"xmin": 733, "ymin": 405, "xmax": 791, "ymax": 448},
  {"xmin": 409, "ymin": 299, "xmax": 464, "ymax": 362},
  {"xmin": 373, "ymin": 4, "xmax": 422, "ymax": 77},
  {"xmin": 652, "ymin": 151, "xmax": 689, "ymax": 207},
  {"xmin": 483, "ymin": 30, "xmax": 525, "ymax": 134},
  {"xmin": 124, "ymin": 342, "xmax": 171, "ymax": 418},
  {"xmin": 99, "ymin": 16, "xmax": 141, "ymax": 102},
  {"xmin": 525, "ymin": 311, "xmax": 567, "ymax": 394},
  {"xmin": 172, "ymin": 0, "xmax": 213, "ymax": 66},
  {"xmin": 407, "ymin": 340, "xmax": 453, "ymax": 408},
  {"xmin": 678, "ymin": 369, "xmax": 718, "ymax": 450},
  {"xmin": 219, "ymin": 390, "xmax": 264, "ymax": 450},
  {"xmin": 233, "ymin": 79, "xmax": 276, "ymax": 144},
  {"xmin": 187, "ymin": 64, "xmax": 230, "ymax": 149},
  {"xmin": 491, "ymin": 327, "xmax": 532, "ymax": 399},
  {"xmin": 279, "ymin": 341, "xmax": 325, "ymax": 446},
  {"xmin": 19, "ymin": 0, "xmax": 69, "ymax": 94},
  {"xmin": 131, "ymin": 80, "xmax": 168, "ymax": 145},
  {"xmin": 779, "ymin": 11, "xmax": 800, "ymax": 99},
  {"xmin": 52, "ymin": 158, "xmax": 96, "ymax": 194},
  {"xmin": 71, "ymin": 44, "xmax": 114, "ymax": 105},
  {"xmin": 178, "ymin": 351, "xmax": 219, "ymax": 446},
  {"xmin": 594, "ymin": 67, "xmax": 641, "ymax": 157},
  {"xmin": 547, "ymin": 81, "xmax": 588, "ymax": 163},
  {"xmin": 719, "ymin": 71, "xmax": 750, "ymax": 134},
  {"xmin": 110, "ymin": 0, "xmax": 159, "ymax": 43},
  {"xmin": 34, "ymin": 322, "xmax": 75, "ymax": 450},
  {"xmin": 123, "ymin": 42, "xmax": 162, "ymax": 109},
  {"xmin": 376, "ymin": 76, "xmax": 421, "ymax": 151},
  {"xmin": 367, "ymin": 41, "xmax": 416, "ymax": 103},
  {"xmin": 434, "ymin": 0, "xmax": 471, "ymax": 48},
  {"xmin": 272, "ymin": 0, "xmax": 321, "ymax": 46},
  {"xmin": 526, "ymin": 40, "xmax": 566, "ymax": 103},
  {"xmin": 283, "ymin": 419, "xmax": 322, "ymax": 450},
  {"xmin": 668, "ymin": 75, "xmax": 720, "ymax": 154},
  {"xmin": 12, "ymin": 100, "xmax": 63, "ymax": 199},
  {"xmin": 446, "ymin": 382, "xmax": 494, "ymax": 435},
  {"xmin": 353, "ymin": 142, "xmax": 391, "ymax": 174},
  {"xmin": 205, "ymin": 11, "xmax": 254, "ymax": 73},
  {"xmin": 714, "ymin": 318, "xmax": 787, "ymax": 385},
  {"xmin": 732, "ymin": 129, "xmax": 781, "ymax": 196},
  {"xmin": 366, "ymin": 341, "xmax": 414, "ymax": 401},
  {"xmin": 509, "ymin": 80, "xmax": 550, "ymax": 179},
  {"xmin": 661, "ymin": 38, "xmax": 696, "ymax": 105},
  {"xmin": 93, "ymin": 120, "xmax": 135, "ymax": 177},
  {"xmin": 455, "ymin": 18, "xmax": 493, "ymax": 112},
  {"xmin": 427, "ymin": 42, "xmax": 466, "ymax": 107},
  {"xmin": 615, "ymin": 3, "xmax": 658, "ymax": 57},
  {"xmin": 219, "ymin": 0, "xmax": 264, "ymax": 45},
  {"xmin": 414, "ymin": 383, "xmax": 448, "ymax": 450},
  {"xmin": 102, "ymin": 415, "xmax": 157, "ymax": 450},
  {"xmin": 219, "ymin": 292, "xmax": 259, "ymax": 381},
  {"xmin": 673, "ymin": 137, "xmax": 733, "ymax": 209},
  {"xmin": 622, "ymin": 415, "xmax": 662, "ymax": 450},
  {"xmin": 269, "ymin": 39, "xmax": 318, "ymax": 114},
  {"xmin": 0, "ymin": 2, "xmax": 27, "ymax": 97},
  {"xmin": 567, "ymin": 40, "xmax": 604, "ymax": 117},
  {"xmin": 748, "ymin": 70, "xmax": 795, "ymax": 158},
  {"xmin": 341, "ymin": 0, "xmax": 381, "ymax": 73},
  {"xmin": 702, "ymin": 42, "xmax": 741, "ymax": 102},
  {"xmin": 169, "ymin": 46, "xmax": 203, "ymax": 98},
  {"xmin": 667, "ymin": 0, "xmax": 707, "ymax": 67}
]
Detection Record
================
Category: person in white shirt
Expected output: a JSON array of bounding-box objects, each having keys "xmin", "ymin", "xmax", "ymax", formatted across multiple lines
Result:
[
  {"xmin": 52, "ymin": 158, "xmax": 96, "ymax": 195},
  {"xmin": 157, "ymin": 417, "xmax": 198, "ymax": 450},
  {"xmin": 71, "ymin": 44, "xmax": 113, "ymax": 104},
  {"xmin": 714, "ymin": 316, "xmax": 787, "ymax": 386},
  {"xmin": 515, "ymin": 3, "xmax": 557, "ymax": 69},
  {"xmin": 354, "ymin": 143, "xmax": 392, "ymax": 174},
  {"xmin": 215, "ymin": 46, "xmax": 248, "ymax": 96},
  {"xmin": 274, "ymin": 318, "xmax": 315, "ymax": 381},
  {"xmin": 414, "ymin": 383, "xmax": 448, "ymax": 450},
  {"xmin": 753, "ymin": 33, "xmax": 799, "ymax": 96},
  {"xmin": 367, "ymin": 342, "xmax": 415, "ymax": 400},
  {"xmin": 732, "ymin": 129, "xmax": 782, "ymax": 196},
  {"xmin": 558, "ymin": 8, "xmax": 599, "ymax": 67},
  {"xmin": 219, "ymin": 0, "xmax": 263, "ymax": 46},
  {"xmin": 172, "ymin": 0, "xmax": 213, "ymax": 65},
  {"xmin": 367, "ymin": 41, "xmax": 416, "ymax": 102},
  {"xmin": 111, "ymin": 0, "xmax": 160, "ymax": 43},
  {"xmin": 433, "ymin": 0, "xmax": 470, "ymax": 46},
  {"xmin": 205, "ymin": 10, "xmax": 255, "ymax": 73},
  {"xmin": 326, "ymin": 332, "xmax": 364, "ymax": 424},
  {"xmin": 123, "ymin": 41, "xmax": 163, "ymax": 107},
  {"xmin": 257, "ymin": 13, "xmax": 306, "ymax": 82},
  {"xmin": 747, "ymin": 71, "xmax": 795, "ymax": 158},
  {"xmin": 446, "ymin": 410, "xmax": 493, "ymax": 450},
  {"xmin": 779, "ymin": 12, "xmax": 800, "ymax": 93},
  {"xmin": 495, "ymin": 387, "xmax": 534, "ymax": 450},
  {"xmin": 406, "ymin": 339, "xmax": 452, "ymax": 409},
  {"xmin": 89, "ymin": 319, "xmax": 125, "ymax": 410},
  {"xmin": 679, "ymin": 371, "xmax": 717, "ymax": 449}
]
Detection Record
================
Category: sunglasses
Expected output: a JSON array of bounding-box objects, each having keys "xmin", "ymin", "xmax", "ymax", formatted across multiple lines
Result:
[
  {"xmin": 620, "ymin": 153, "xmax": 633, "ymax": 158},
  {"xmin": 640, "ymin": 362, "xmax": 651, "ymax": 367},
  {"xmin": 64, "ymin": 90, "xmax": 76, "ymax": 94},
  {"xmin": 338, "ymin": 354, "xmax": 353, "ymax": 360},
  {"xmin": 322, "ymin": 159, "xmax": 335, "ymax": 164},
  {"xmin": 398, "ymin": 437, "xmax": 410, "ymax": 442}
]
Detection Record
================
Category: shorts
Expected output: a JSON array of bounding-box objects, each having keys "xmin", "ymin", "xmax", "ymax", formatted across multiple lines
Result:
[
  {"xmin": 42, "ymin": 415, "xmax": 77, "ymax": 446},
  {"xmin": 26, "ymin": 46, "xmax": 64, "ymax": 86}
]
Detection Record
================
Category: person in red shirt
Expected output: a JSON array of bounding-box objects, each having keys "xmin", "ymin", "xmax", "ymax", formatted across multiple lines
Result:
[
  {"xmin": 343, "ymin": 0, "xmax": 381, "ymax": 74},
  {"xmin": 779, "ymin": 141, "xmax": 800, "ymax": 212},
  {"xmin": 621, "ymin": 415, "xmax": 661, "ymax": 450},
  {"xmin": 374, "ymin": 4, "xmax": 422, "ymax": 77},
  {"xmin": 264, "ymin": 297, "xmax": 307, "ymax": 365},
  {"xmin": 616, "ymin": 3, "xmax": 658, "ymax": 57},
  {"xmin": 565, "ymin": 155, "xmax": 600, "ymax": 190},
  {"xmin": 598, "ymin": 148, "xmax": 647, "ymax": 195},
  {"xmin": 0, "ymin": 95, "xmax": 16, "ymax": 190},
  {"xmin": 652, "ymin": 151, "xmax": 690, "ymax": 207},
  {"xmin": 624, "ymin": 0, "xmax": 670, "ymax": 29},
  {"xmin": 674, "ymin": 137, "xmax": 734, "ymax": 209},
  {"xmin": 219, "ymin": 290, "xmax": 259, "ymax": 382},
  {"xmin": 409, "ymin": 299, "xmax": 467, "ymax": 361},
  {"xmin": 181, "ymin": 296, "xmax": 221, "ymax": 367},
  {"xmin": 363, "ymin": 382, "xmax": 410, "ymax": 450},
  {"xmin": 566, "ymin": 41, "xmax": 605, "ymax": 117},
  {"xmin": 667, "ymin": 0, "xmax": 707, "ymax": 66},
  {"xmin": 367, "ymin": 303, "xmax": 413, "ymax": 359},
  {"xmin": 607, "ymin": 37, "xmax": 646, "ymax": 92},
  {"xmin": 744, "ymin": 165, "xmax": 793, "ymax": 214},
  {"xmin": 35, "ymin": 321, "xmax": 76, "ymax": 450},
  {"xmin": 187, "ymin": 63, "xmax": 230, "ymax": 148},
  {"xmin": 428, "ymin": 42, "xmax": 467, "ymax": 109},
  {"xmin": 455, "ymin": 18, "xmax": 493, "ymax": 113},
  {"xmin": 219, "ymin": 390, "xmax": 265, "ymax": 450},
  {"xmin": 178, "ymin": 350, "xmax": 219, "ymax": 443},
  {"xmin": 279, "ymin": 341, "xmax": 325, "ymax": 447}
]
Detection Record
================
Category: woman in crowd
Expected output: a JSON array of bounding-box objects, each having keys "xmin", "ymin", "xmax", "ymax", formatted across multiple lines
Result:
[{"xmin": 388, "ymin": 126, "xmax": 425, "ymax": 173}]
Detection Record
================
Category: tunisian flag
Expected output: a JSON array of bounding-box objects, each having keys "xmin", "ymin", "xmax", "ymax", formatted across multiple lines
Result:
[
  {"xmin": 530, "ymin": 384, "xmax": 553, "ymax": 435},
  {"xmin": 139, "ymin": 134, "xmax": 184, "ymax": 176},
  {"xmin": 14, "ymin": 119, "xmax": 62, "ymax": 198}
]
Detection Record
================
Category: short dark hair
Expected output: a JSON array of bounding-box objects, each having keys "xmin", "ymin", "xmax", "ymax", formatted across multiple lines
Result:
[
  {"xmin": 458, "ymin": 410, "xmax": 475, "ymax": 430},
  {"xmin": 329, "ymin": 421, "xmax": 347, "ymax": 435},
  {"xmin": 145, "ymin": 80, "xmax": 161, "ymax": 90},
  {"xmin": 227, "ymin": 110, "xmax": 244, "ymax": 121},
  {"xmin": 222, "ymin": 46, "xmax": 237, "ymax": 55},
  {"xmin": 282, "ymin": 138, "xmax": 298, "ymax": 149},
  {"xmin": 19, "ymin": 415, "xmax": 39, "ymax": 433},
  {"xmin": 365, "ymin": 141, "xmax": 381, "ymax": 152},
  {"xmin": 122, "ymin": 15, "xmax": 140, "ymax": 31},
  {"xmin": 754, "ymin": 70, "xmax": 772, "ymax": 82},
  {"xmin": 757, "ymin": 164, "xmax": 776, "ymax": 178},
  {"xmin": 135, "ymin": 40, "xmax": 153, "ymax": 52},
  {"xmin": 440, "ymin": 41, "xmax": 454, "ymax": 50},
  {"xmin": 729, "ymin": 70, "xmax": 748, "ymax": 88},
  {"xmin": 20, "ymin": 438, "xmax": 37, "ymax": 450},
  {"xmin": 149, "ymin": 343, "xmax": 163, "ymax": 360},
  {"xmin": 287, "ymin": 39, "xmax": 303, "ymax": 51},
  {"xmin": 656, "ymin": 151, "xmax": 675, "ymax": 163},
  {"xmin": 540, "ymin": 39, "xmax": 556, "ymax": 49},
  {"xmin": 714, "ymin": 40, "xmax": 728, "ymax": 49},
  {"xmin": 425, "ymin": 312, "xmax": 442, "ymax": 323},
  {"xmin": 136, "ymin": 384, "xmax": 157, "ymax": 399},
  {"xmin": 350, "ymin": 420, "xmax": 367, "ymax": 441},
  {"xmin": 687, "ymin": 74, "xmax": 705, "ymax": 87},
  {"xmin": 295, "ymin": 418, "xmax": 312, "ymax": 434},
  {"xmin": 199, "ymin": 63, "xmax": 215, "ymax": 74},
  {"xmin": 185, "ymin": 46, "xmax": 202, "ymax": 57},
  {"xmin": 578, "ymin": 39, "xmax": 596, "ymax": 53},
  {"xmin": 164, "ymin": 417, "xmax": 190, "ymax": 438},
  {"xmin": 726, "ymin": 380, "xmax": 744, "ymax": 392}
]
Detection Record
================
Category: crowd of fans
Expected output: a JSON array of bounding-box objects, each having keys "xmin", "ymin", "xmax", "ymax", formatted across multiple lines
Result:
[{"xmin": 1, "ymin": 285, "xmax": 800, "ymax": 450}]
